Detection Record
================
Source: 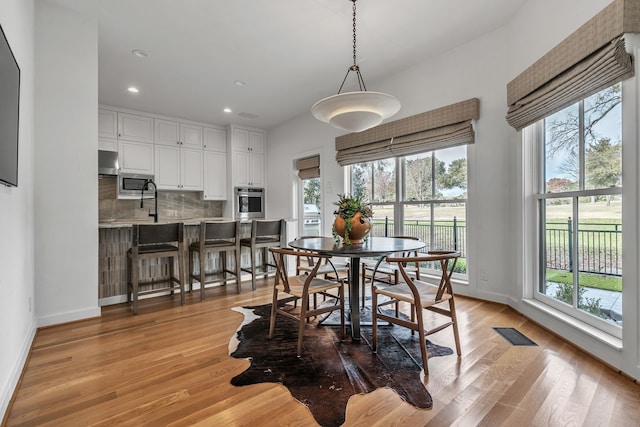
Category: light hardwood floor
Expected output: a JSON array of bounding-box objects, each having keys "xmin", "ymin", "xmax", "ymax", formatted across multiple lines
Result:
[{"xmin": 3, "ymin": 279, "xmax": 640, "ymax": 426}]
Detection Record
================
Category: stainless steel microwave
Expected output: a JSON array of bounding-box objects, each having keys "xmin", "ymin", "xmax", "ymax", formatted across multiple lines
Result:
[
  {"xmin": 117, "ymin": 173, "xmax": 155, "ymax": 199},
  {"xmin": 235, "ymin": 187, "xmax": 265, "ymax": 219}
]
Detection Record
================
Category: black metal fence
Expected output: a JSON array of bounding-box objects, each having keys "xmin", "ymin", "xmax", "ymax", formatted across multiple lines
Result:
[
  {"xmin": 546, "ymin": 219, "xmax": 622, "ymax": 276},
  {"xmin": 371, "ymin": 217, "xmax": 466, "ymax": 258},
  {"xmin": 371, "ymin": 217, "xmax": 622, "ymax": 277}
]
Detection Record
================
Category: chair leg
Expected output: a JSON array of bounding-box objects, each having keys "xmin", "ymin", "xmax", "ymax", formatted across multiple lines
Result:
[
  {"xmin": 126, "ymin": 255, "xmax": 132, "ymax": 304},
  {"xmin": 188, "ymin": 249, "xmax": 194, "ymax": 293},
  {"xmin": 198, "ymin": 250, "xmax": 206, "ymax": 301},
  {"xmin": 179, "ymin": 252, "xmax": 185, "ymax": 306},
  {"xmin": 415, "ymin": 307, "xmax": 429, "ymax": 376},
  {"xmin": 234, "ymin": 249, "xmax": 242, "ymax": 294},
  {"xmin": 268, "ymin": 287, "xmax": 279, "ymax": 338},
  {"xmin": 372, "ymin": 287, "xmax": 378, "ymax": 352},
  {"xmin": 297, "ymin": 295, "xmax": 309, "ymax": 357},
  {"xmin": 449, "ymin": 297, "xmax": 462, "ymax": 356},
  {"xmin": 250, "ymin": 247, "xmax": 257, "ymax": 291},
  {"xmin": 132, "ymin": 258, "xmax": 139, "ymax": 315},
  {"xmin": 169, "ymin": 256, "xmax": 175, "ymax": 296}
]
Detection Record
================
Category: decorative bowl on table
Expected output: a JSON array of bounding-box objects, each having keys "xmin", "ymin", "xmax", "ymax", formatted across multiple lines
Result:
[{"xmin": 332, "ymin": 193, "xmax": 372, "ymax": 245}]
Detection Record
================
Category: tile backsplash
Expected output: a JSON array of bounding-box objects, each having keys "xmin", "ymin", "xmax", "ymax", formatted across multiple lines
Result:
[{"xmin": 99, "ymin": 176, "xmax": 223, "ymax": 221}]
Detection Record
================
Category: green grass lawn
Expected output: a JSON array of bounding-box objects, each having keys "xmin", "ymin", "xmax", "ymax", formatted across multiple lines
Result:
[{"xmin": 546, "ymin": 269, "xmax": 622, "ymax": 292}]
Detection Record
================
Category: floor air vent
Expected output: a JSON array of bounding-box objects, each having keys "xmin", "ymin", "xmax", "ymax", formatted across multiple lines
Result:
[{"xmin": 493, "ymin": 327, "xmax": 538, "ymax": 346}]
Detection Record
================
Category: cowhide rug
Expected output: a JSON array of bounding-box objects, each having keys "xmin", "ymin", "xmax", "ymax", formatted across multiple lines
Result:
[{"xmin": 229, "ymin": 302, "xmax": 453, "ymax": 427}]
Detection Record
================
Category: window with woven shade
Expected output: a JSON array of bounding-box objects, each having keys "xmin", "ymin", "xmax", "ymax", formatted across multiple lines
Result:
[
  {"xmin": 335, "ymin": 98, "xmax": 480, "ymax": 166},
  {"xmin": 506, "ymin": 0, "xmax": 640, "ymax": 131}
]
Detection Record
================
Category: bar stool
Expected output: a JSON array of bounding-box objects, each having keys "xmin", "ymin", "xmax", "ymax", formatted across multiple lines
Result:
[
  {"xmin": 240, "ymin": 219, "xmax": 286, "ymax": 290},
  {"xmin": 188, "ymin": 220, "xmax": 241, "ymax": 300},
  {"xmin": 127, "ymin": 222, "xmax": 185, "ymax": 314}
]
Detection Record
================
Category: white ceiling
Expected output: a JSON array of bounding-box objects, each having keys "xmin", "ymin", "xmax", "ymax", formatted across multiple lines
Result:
[{"xmin": 98, "ymin": 0, "xmax": 526, "ymax": 130}]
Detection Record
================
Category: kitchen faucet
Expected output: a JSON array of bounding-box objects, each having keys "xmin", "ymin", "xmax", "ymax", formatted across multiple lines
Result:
[{"xmin": 140, "ymin": 179, "xmax": 159, "ymax": 223}]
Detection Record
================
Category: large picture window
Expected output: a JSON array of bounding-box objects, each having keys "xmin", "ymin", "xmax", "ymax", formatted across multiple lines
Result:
[
  {"xmin": 534, "ymin": 85, "xmax": 622, "ymax": 334},
  {"xmin": 350, "ymin": 145, "xmax": 467, "ymax": 276}
]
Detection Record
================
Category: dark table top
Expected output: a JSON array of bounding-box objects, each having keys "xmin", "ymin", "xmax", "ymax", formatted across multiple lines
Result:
[{"xmin": 288, "ymin": 236, "xmax": 425, "ymax": 258}]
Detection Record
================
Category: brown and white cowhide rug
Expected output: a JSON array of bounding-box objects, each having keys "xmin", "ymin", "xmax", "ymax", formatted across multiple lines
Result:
[{"xmin": 229, "ymin": 302, "xmax": 453, "ymax": 427}]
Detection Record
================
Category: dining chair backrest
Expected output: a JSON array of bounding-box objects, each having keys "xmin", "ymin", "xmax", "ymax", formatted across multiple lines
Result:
[
  {"xmin": 270, "ymin": 246, "xmax": 333, "ymax": 293},
  {"xmin": 386, "ymin": 250, "xmax": 460, "ymax": 300}
]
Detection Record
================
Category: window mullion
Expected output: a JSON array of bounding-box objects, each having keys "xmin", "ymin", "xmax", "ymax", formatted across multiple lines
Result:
[{"xmin": 579, "ymin": 100, "xmax": 585, "ymax": 191}]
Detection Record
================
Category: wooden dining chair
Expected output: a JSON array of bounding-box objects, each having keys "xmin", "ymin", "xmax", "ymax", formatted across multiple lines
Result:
[
  {"xmin": 361, "ymin": 235, "xmax": 421, "ymax": 307},
  {"xmin": 268, "ymin": 247, "xmax": 346, "ymax": 356},
  {"xmin": 371, "ymin": 250, "xmax": 461, "ymax": 376}
]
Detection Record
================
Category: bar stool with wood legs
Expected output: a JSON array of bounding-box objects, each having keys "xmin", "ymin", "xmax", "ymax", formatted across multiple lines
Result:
[
  {"xmin": 240, "ymin": 219, "xmax": 286, "ymax": 290},
  {"xmin": 188, "ymin": 220, "xmax": 241, "ymax": 300},
  {"xmin": 127, "ymin": 222, "xmax": 186, "ymax": 314}
]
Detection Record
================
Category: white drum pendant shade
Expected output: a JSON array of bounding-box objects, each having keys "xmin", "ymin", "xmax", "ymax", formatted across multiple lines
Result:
[{"xmin": 311, "ymin": 91, "xmax": 401, "ymax": 133}]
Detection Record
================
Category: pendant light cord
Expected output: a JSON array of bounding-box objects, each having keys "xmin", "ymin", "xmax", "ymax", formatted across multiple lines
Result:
[{"xmin": 338, "ymin": 0, "xmax": 367, "ymax": 94}]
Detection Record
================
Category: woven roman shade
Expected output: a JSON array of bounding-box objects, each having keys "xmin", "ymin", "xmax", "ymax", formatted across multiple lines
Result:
[
  {"xmin": 335, "ymin": 98, "xmax": 480, "ymax": 166},
  {"xmin": 296, "ymin": 155, "xmax": 320, "ymax": 179},
  {"xmin": 506, "ymin": 0, "xmax": 640, "ymax": 130}
]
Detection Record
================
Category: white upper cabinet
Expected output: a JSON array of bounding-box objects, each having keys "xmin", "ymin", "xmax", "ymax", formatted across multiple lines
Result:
[
  {"xmin": 180, "ymin": 123, "xmax": 203, "ymax": 149},
  {"xmin": 118, "ymin": 113, "xmax": 154, "ymax": 143},
  {"xmin": 203, "ymin": 150, "xmax": 227, "ymax": 200},
  {"xmin": 98, "ymin": 109, "xmax": 118, "ymax": 140},
  {"xmin": 154, "ymin": 145, "xmax": 203, "ymax": 191},
  {"xmin": 154, "ymin": 120, "xmax": 203, "ymax": 149},
  {"xmin": 118, "ymin": 140, "xmax": 154, "ymax": 174},
  {"xmin": 229, "ymin": 126, "xmax": 265, "ymax": 188},
  {"xmin": 98, "ymin": 109, "xmax": 118, "ymax": 152},
  {"xmin": 154, "ymin": 119, "xmax": 180, "ymax": 146},
  {"xmin": 203, "ymin": 126, "xmax": 226, "ymax": 152}
]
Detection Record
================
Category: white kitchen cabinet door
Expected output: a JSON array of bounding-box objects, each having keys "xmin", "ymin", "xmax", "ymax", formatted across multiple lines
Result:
[
  {"xmin": 203, "ymin": 150, "xmax": 227, "ymax": 200},
  {"xmin": 98, "ymin": 109, "xmax": 118, "ymax": 139},
  {"xmin": 180, "ymin": 147, "xmax": 203, "ymax": 191},
  {"xmin": 232, "ymin": 127, "xmax": 250, "ymax": 152},
  {"xmin": 180, "ymin": 124, "xmax": 203, "ymax": 149},
  {"xmin": 233, "ymin": 150, "xmax": 251, "ymax": 187},
  {"xmin": 249, "ymin": 152, "xmax": 264, "ymax": 187},
  {"xmin": 249, "ymin": 130, "xmax": 264, "ymax": 154},
  {"xmin": 203, "ymin": 126, "xmax": 226, "ymax": 152},
  {"xmin": 118, "ymin": 113, "xmax": 154, "ymax": 143},
  {"xmin": 154, "ymin": 119, "xmax": 180, "ymax": 146},
  {"xmin": 118, "ymin": 140, "xmax": 154, "ymax": 174},
  {"xmin": 99, "ymin": 137, "xmax": 117, "ymax": 152},
  {"xmin": 154, "ymin": 144, "xmax": 180, "ymax": 190}
]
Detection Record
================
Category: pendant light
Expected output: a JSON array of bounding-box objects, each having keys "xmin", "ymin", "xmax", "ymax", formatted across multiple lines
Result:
[{"xmin": 311, "ymin": 0, "xmax": 400, "ymax": 133}]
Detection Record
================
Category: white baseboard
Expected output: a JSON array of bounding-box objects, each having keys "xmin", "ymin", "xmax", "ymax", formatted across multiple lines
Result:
[
  {"xmin": 37, "ymin": 306, "xmax": 101, "ymax": 328},
  {"xmin": 0, "ymin": 320, "xmax": 36, "ymax": 421}
]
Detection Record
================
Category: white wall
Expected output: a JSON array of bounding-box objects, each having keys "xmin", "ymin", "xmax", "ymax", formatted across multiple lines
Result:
[
  {"xmin": 267, "ymin": 0, "xmax": 640, "ymax": 379},
  {"xmin": 34, "ymin": 0, "xmax": 99, "ymax": 325},
  {"xmin": 0, "ymin": 0, "xmax": 36, "ymax": 418}
]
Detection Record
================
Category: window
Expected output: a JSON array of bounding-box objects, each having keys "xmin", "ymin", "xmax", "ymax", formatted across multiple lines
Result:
[
  {"xmin": 301, "ymin": 177, "xmax": 321, "ymax": 236},
  {"xmin": 534, "ymin": 85, "xmax": 622, "ymax": 333},
  {"xmin": 351, "ymin": 145, "xmax": 467, "ymax": 276}
]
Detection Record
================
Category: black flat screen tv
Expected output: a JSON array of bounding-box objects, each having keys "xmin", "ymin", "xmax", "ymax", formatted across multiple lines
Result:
[{"xmin": 0, "ymin": 22, "xmax": 20, "ymax": 187}]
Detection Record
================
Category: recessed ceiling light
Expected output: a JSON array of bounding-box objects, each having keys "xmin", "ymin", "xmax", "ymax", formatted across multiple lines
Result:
[
  {"xmin": 223, "ymin": 108, "xmax": 232, "ymax": 113},
  {"xmin": 233, "ymin": 80, "xmax": 246, "ymax": 86},
  {"xmin": 127, "ymin": 86, "xmax": 139, "ymax": 93},
  {"xmin": 131, "ymin": 49, "xmax": 148, "ymax": 58}
]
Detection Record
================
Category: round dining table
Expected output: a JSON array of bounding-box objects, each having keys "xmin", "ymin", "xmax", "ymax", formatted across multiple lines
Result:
[{"xmin": 288, "ymin": 236, "xmax": 426, "ymax": 339}]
